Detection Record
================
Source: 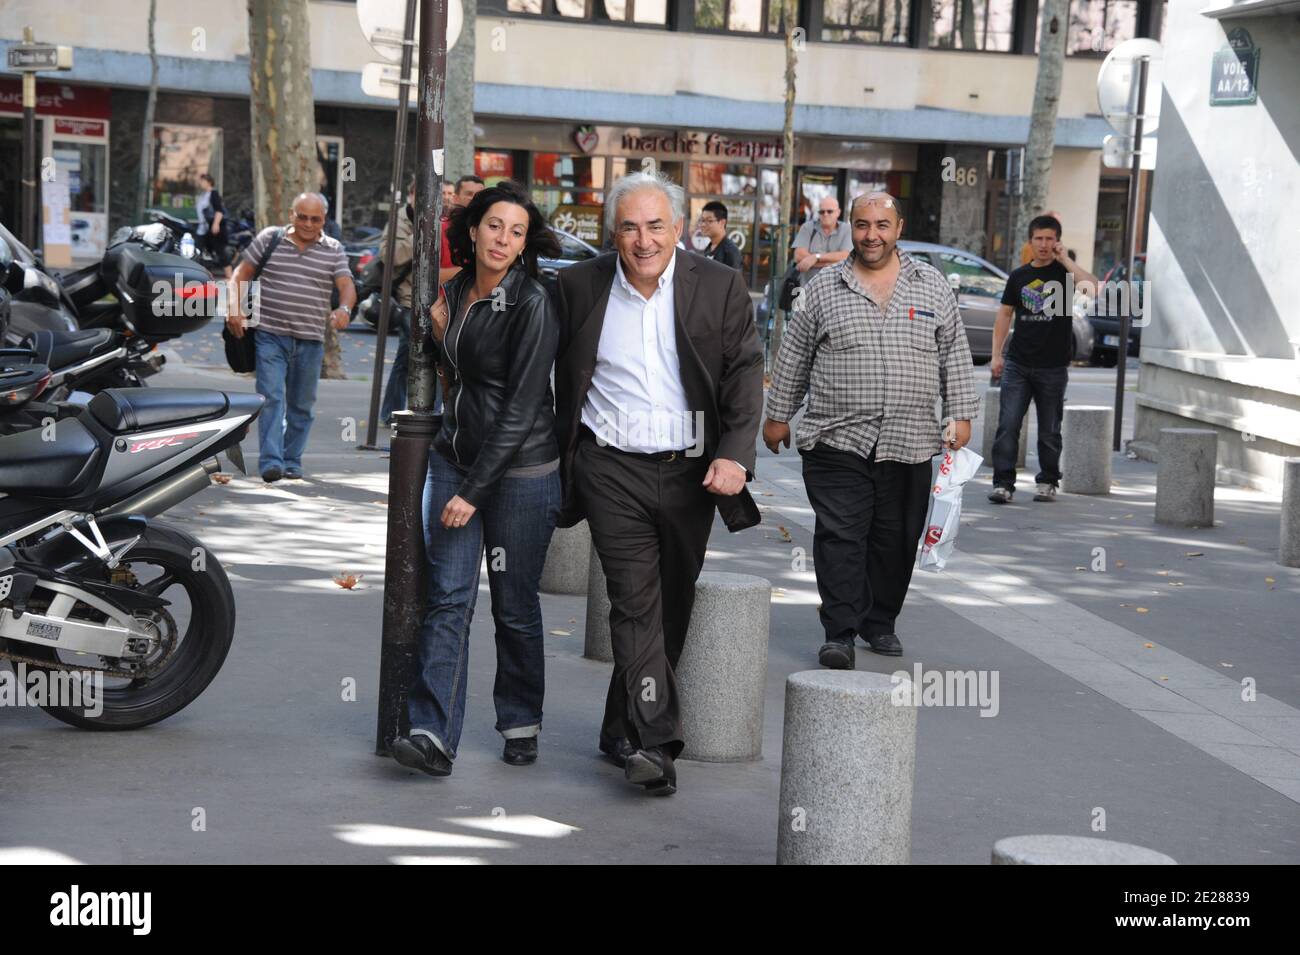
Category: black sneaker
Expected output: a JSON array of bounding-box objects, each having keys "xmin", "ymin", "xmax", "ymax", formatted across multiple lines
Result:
[
  {"xmin": 864, "ymin": 632, "xmax": 903, "ymax": 656},
  {"xmin": 390, "ymin": 734, "xmax": 452, "ymax": 777},
  {"xmin": 598, "ymin": 736, "xmax": 636, "ymax": 768},
  {"xmin": 261, "ymin": 466, "xmax": 282, "ymax": 483},
  {"xmin": 818, "ymin": 639, "xmax": 855, "ymax": 670},
  {"xmin": 503, "ymin": 737, "xmax": 538, "ymax": 766}
]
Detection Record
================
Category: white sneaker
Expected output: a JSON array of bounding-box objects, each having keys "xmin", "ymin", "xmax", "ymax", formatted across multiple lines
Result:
[
  {"xmin": 1033, "ymin": 483, "xmax": 1058, "ymax": 502},
  {"xmin": 988, "ymin": 487, "xmax": 1013, "ymax": 504}
]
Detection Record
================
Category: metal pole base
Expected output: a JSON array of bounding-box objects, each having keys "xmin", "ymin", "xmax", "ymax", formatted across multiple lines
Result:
[{"xmin": 374, "ymin": 410, "xmax": 440, "ymax": 756}]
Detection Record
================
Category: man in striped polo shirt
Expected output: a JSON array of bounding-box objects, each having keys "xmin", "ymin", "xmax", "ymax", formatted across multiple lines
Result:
[{"xmin": 226, "ymin": 192, "xmax": 355, "ymax": 482}]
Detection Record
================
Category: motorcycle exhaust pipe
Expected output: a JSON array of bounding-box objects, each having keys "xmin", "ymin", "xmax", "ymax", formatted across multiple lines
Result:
[{"xmin": 102, "ymin": 458, "xmax": 220, "ymax": 519}]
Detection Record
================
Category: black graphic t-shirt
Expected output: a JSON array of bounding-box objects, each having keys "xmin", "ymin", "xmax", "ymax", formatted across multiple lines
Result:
[{"xmin": 1001, "ymin": 260, "xmax": 1072, "ymax": 368}]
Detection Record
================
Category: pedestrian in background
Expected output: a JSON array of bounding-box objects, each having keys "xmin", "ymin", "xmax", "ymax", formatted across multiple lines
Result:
[
  {"xmin": 697, "ymin": 200, "xmax": 743, "ymax": 271},
  {"xmin": 378, "ymin": 178, "xmax": 419, "ymax": 425},
  {"xmin": 764, "ymin": 192, "xmax": 978, "ymax": 667},
  {"xmin": 389, "ymin": 181, "xmax": 564, "ymax": 778},
  {"xmin": 225, "ymin": 192, "xmax": 354, "ymax": 483},
  {"xmin": 989, "ymin": 214, "xmax": 1099, "ymax": 504},
  {"xmin": 792, "ymin": 195, "xmax": 852, "ymax": 285},
  {"xmin": 195, "ymin": 172, "xmax": 230, "ymax": 279}
]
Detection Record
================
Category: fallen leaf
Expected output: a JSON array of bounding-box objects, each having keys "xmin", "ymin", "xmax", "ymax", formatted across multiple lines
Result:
[
  {"xmin": 777, "ymin": 525, "xmax": 792, "ymax": 542},
  {"xmin": 1143, "ymin": 642, "xmax": 1154, "ymax": 648},
  {"xmin": 1159, "ymin": 676, "xmax": 1169, "ymax": 681},
  {"xmin": 334, "ymin": 572, "xmax": 363, "ymax": 589},
  {"xmin": 1185, "ymin": 551, "xmax": 1204, "ymax": 557},
  {"xmin": 568, "ymin": 617, "xmax": 576, "ymax": 624},
  {"xmin": 1265, "ymin": 577, "xmax": 1276, "ymax": 584},
  {"xmin": 1170, "ymin": 581, "xmax": 1185, "ymax": 587},
  {"xmin": 1115, "ymin": 560, "xmax": 1126, "ymax": 568},
  {"xmin": 1156, "ymin": 570, "xmax": 1169, "ymax": 576},
  {"xmin": 1074, "ymin": 566, "xmax": 1087, "ymax": 571},
  {"xmin": 1136, "ymin": 607, "xmax": 1150, "ymax": 613},
  {"xmin": 1219, "ymin": 662, "xmax": 1234, "ymax": 668},
  {"xmin": 210, "ymin": 473, "xmax": 232, "ymax": 485},
  {"xmin": 1119, "ymin": 603, "xmax": 1130, "ymax": 608},
  {"xmin": 548, "ymin": 629, "xmax": 571, "ymax": 636}
]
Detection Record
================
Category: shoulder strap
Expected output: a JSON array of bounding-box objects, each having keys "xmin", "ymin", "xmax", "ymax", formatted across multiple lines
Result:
[{"xmin": 252, "ymin": 227, "xmax": 286, "ymax": 281}]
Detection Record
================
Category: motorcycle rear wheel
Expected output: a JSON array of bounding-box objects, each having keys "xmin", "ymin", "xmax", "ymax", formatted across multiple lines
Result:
[{"xmin": 7, "ymin": 523, "xmax": 235, "ymax": 730}]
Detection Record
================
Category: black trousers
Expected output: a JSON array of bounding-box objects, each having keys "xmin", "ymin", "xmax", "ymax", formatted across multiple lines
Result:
[
  {"xmin": 800, "ymin": 443, "xmax": 932, "ymax": 644},
  {"xmin": 575, "ymin": 437, "xmax": 715, "ymax": 759}
]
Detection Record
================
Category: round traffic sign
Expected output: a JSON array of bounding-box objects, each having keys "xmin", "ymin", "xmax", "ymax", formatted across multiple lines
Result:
[
  {"xmin": 1097, "ymin": 38, "xmax": 1163, "ymax": 136},
  {"xmin": 357, "ymin": 0, "xmax": 463, "ymax": 61}
]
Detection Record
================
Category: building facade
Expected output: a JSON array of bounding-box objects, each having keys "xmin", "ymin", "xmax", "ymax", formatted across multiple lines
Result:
[{"xmin": 3, "ymin": 0, "xmax": 1166, "ymax": 283}]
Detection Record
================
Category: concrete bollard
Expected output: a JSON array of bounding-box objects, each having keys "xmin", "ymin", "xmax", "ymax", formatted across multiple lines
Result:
[
  {"xmin": 981, "ymin": 387, "xmax": 1028, "ymax": 469},
  {"xmin": 678, "ymin": 573, "xmax": 771, "ymax": 763},
  {"xmin": 1155, "ymin": 428, "xmax": 1218, "ymax": 527},
  {"xmin": 1061, "ymin": 405, "xmax": 1114, "ymax": 494},
  {"xmin": 992, "ymin": 835, "xmax": 1177, "ymax": 865},
  {"xmin": 1281, "ymin": 459, "xmax": 1300, "ymax": 568},
  {"xmin": 539, "ymin": 520, "xmax": 591, "ymax": 595},
  {"xmin": 776, "ymin": 671, "xmax": 916, "ymax": 865},
  {"xmin": 583, "ymin": 542, "xmax": 612, "ymax": 662}
]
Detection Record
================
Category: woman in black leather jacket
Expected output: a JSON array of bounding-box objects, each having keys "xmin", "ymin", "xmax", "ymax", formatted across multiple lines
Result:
[{"xmin": 391, "ymin": 181, "xmax": 563, "ymax": 778}]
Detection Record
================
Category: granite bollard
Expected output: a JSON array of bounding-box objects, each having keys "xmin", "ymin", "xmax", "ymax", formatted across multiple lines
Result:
[
  {"xmin": 776, "ymin": 670, "xmax": 916, "ymax": 865},
  {"xmin": 583, "ymin": 542, "xmax": 612, "ymax": 662},
  {"xmin": 981, "ymin": 386, "xmax": 1028, "ymax": 469},
  {"xmin": 539, "ymin": 520, "xmax": 591, "ymax": 595},
  {"xmin": 1281, "ymin": 458, "xmax": 1300, "ymax": 568},
  {"xmin": 678, "ymin": 572, "xmax": 772, "ymax": 762},
  {"xmin": 1061, "ymin": 405, "xmax": 1113, "ymax": 494},
  {"xmin": 1155, "ymin": 428, "xmax": 1218, "ymax": 527},
  {"xmin": 992, "ymin": 835, "xmax": 1177, "ymax": 865}
]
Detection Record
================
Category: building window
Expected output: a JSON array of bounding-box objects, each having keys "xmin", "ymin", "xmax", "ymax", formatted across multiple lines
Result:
[
  {"xmin": 821, "ymin": 0, "xmax": 910, "ymax": 45},
  {"xmin": 1037, "ymin": 1, "xmax": 1137, "ymax": 56},
  {"xmin": 696, "ymin": 0, "xmax": 799, "ymax": 35},
  {"xmin": 504, "ymin": 0, "xmax": 668, "ymax": 23},
  {"xmin": 930, "ymin": 1, "xmax": 1015, "ymax": 52},
  {"xmin": 151, "ymin": 124, "xmax": 223, "ymax": 217}
]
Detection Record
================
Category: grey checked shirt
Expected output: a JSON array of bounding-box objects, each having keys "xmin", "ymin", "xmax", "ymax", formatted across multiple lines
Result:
[{"xmin": 766, "ymin": 252, "xmax": 980, "ymax": 465}]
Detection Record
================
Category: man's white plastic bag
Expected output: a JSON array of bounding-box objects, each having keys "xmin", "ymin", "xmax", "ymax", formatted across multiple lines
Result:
[{"xmin": 917, "ymin": 446, "xmax": 982, "ymax": 573}]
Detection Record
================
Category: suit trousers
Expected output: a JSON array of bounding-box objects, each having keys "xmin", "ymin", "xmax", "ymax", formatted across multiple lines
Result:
[
  {"xmin": 575, "ymin": 436, "xmax": 715, "ymax": 759},
  {"xmin": 801, "ymin": 442, "xmax": 932, "ymax": 644}
]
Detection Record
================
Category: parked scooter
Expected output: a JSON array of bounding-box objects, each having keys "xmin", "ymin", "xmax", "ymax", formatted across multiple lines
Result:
[{"xmin": 0, "ymin": 379, "xmax": 263, "ymax": 729}]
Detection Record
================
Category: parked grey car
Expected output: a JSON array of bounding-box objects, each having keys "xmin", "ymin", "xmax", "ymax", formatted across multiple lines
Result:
[{"xmin": 757, "ymin": 240, "xmax": 1093, "ymax": 365}]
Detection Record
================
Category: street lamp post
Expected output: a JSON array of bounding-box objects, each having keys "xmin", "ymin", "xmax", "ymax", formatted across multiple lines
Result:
[{"xmin": 374, "ymin": 0, "xmax": 450, "ymax": 757}]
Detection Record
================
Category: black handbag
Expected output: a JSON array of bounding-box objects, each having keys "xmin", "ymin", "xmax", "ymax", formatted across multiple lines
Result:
[
  {"xmin": 222, "ymin": 226, "xmax": 285, "ymax": 373},
  {"xmin": 777, "ymin": 263, "xmax": 801, "ymax": 311}
]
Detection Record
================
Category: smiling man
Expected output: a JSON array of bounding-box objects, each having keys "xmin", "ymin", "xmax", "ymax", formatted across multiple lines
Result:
[
  {"xmin": 763, "ymin": 192, "xmax": 978, "ymax": 666},
  {"xmin": 553, "ymin": 170, "xmax": 764, "ymax": 797}
]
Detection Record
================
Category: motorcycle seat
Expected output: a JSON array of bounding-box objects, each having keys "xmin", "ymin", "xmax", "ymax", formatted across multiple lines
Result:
[
  {"xmin": 0, "ymin": 418, "xmax": 102, "ymax": 498},
  {"xmin": 25, "ymin": 328, "xmax": 117, "ymax": 370},
  {"xmin": 87, "ymin": 388, "xmax": 230, "ymax": 434}
]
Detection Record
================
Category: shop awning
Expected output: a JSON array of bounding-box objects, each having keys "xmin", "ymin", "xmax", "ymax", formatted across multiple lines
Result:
[{"xmin": 1202, "ymin": 0, "xmax": 1300, "ymax": 17}]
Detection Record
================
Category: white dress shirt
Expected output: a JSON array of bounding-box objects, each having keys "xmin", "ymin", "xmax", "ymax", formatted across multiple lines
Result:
[{"xmin": 581, "ymin": 251, "xmax": 697, "ymax": 453}]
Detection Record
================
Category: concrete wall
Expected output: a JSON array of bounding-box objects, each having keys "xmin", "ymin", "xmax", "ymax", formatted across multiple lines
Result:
[{"xmin": 1133, "ymin": 0, "xmax": 1300, "ymax": 490}]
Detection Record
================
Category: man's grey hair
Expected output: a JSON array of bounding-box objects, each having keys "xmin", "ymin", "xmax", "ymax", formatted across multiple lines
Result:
[
  {"xmin": 292, "ymin": 191, "xmax": 329, "ymax": 212},
  {"xmin": 604, "ymin": 171, "xmax": 686, "ymax": 237}
]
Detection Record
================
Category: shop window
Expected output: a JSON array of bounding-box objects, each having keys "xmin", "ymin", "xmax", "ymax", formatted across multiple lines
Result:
[
  {"xmin": 533, "ymin": 153, "xmax": 605, "ymax": 189},
  {"xmin": 821, "ymin": 0, "xmax": 910, "ymax": 45},
  {"xmin": 475, "ymin": 150, "xmax": 516, "ymax": 186},
  {"xmin": 688, "ymin": 162, "xmax": 757, "ymax": 196},
  {"xmin": 151, "ymin": 124, "xmax": 223, "ymax": 218},
  {"xmin": 534, "ymin": 188, "xmax": 606, "ymax": 246},
  {"xmin": 930, "ymin": 1, "xmax": 1015, "ymax": 52},
  {"xmin": 695, "ymin": 0, "xmax": 798, "ymax": 36},
  {"xmin": 1037, "ymin": 0, "xmax": 1137, "ymax": 55},
  {"xmin": 609, "ymin": 157, "xmax": 683, "ymax": 186}
]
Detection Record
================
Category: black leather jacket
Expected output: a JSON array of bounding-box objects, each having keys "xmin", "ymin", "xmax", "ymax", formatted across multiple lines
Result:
[{"xmin": 433, "ymin": 267, "xmax": 560, "ymax": 507}]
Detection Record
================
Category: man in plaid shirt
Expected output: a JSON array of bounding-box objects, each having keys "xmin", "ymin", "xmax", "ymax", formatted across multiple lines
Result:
[{"xmin": 763, "ymin": 192, "xmax": 979, "ymax": 667}]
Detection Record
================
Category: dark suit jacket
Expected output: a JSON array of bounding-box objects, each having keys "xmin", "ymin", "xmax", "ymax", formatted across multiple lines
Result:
[{"xmin": 554, "ymin": 249, "xmax": 764, "ymax": 532}]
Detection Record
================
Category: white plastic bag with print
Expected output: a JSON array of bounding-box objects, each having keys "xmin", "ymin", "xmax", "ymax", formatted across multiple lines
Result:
[{"xmin": 917, "ymin": 446, "xmax": 982, "ymax": 573}]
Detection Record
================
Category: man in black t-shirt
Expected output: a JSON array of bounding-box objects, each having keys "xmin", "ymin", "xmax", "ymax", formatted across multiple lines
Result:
[
  {"xmin": 988, "ymin": 215, "xmax": 1099, "ymax": 504},
  {"xmin": 697, "ymin": 200, "xmax": 744, "ymax": 271}
]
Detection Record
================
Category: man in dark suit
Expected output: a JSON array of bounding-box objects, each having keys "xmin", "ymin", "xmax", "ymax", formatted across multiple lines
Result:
[{"xmin": 554, "ymin": 171, "xmax": 764, "ymax": 797}]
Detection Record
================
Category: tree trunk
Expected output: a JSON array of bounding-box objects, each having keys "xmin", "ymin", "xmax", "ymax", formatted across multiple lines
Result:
[
  {"xmin": 134, "ymin": 0, "xmax": 158, "ymax": 223},
  {"xmin": 247, "ymin": 0, "xmax": 343, "ymax": 378},
  {"xmin": 1015, "ymin": 0, "xmax": 1069, "ymax": 248},
  {"xmin": 772, "ymin": 0, "xmax": 798, "ymax": 362},
  {"xmin": 445, "ymin": 0, "xmax": 476, "ymax": 180}
]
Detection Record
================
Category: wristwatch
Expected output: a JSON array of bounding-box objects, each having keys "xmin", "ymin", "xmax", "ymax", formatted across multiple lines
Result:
[{"xmin": 814, "ymin": 252, "xmax": 822, "ymax": 263}]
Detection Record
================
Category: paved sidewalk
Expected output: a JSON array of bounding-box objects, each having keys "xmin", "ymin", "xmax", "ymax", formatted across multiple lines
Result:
[{"xmin": 0, "ymin": 353, "xmax": 1296, "ymax": 864}]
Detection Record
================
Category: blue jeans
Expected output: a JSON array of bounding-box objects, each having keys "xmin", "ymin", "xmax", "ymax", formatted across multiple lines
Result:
[
  {"xmin": 379, "ymin": 311, "xmax": 442, "ymax": 424},
  {"xmin": 406, "ymin": 449, "xmax": 561, "ymax": 759},
  {"xmin": 254, "ymin": 330, "xmax": 324, "ymax": 475},
  {"xmin": 993, "ymin": 358, "xmax": 1068, "ymax": 490}
]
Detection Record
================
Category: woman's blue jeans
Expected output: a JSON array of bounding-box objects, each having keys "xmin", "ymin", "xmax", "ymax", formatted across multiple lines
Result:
[{"xmin": 406, "ymin": 449, "xmax": 560, "ymax": 759}]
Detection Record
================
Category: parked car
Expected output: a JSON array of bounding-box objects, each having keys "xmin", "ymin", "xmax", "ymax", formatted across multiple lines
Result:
[
  {"xmin": 1087, "ymin": 254, "xmax": 1145, "ymax": 366},
  {"xmin": 756, "ymin": 240, "xmax": 1093, "ymax": 366}
]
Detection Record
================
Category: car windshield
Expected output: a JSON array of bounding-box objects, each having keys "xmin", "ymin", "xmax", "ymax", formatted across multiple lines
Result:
[
  {"xmin": 552, "ymin": 230, "xmax": 595, "ymax": 262},
  {"xmin": 938, "ymin": 251, "xmax": 1005, "ymax": 297}
]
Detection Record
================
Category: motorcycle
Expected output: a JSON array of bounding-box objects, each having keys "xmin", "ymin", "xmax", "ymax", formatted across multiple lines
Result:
[
  {"xmin": 0, "ymin": 375, "xmax": 263, "ymax": 729},
  {"xmin": 0, "ymin": 221, "xmax": 220, "ymax": 403}
]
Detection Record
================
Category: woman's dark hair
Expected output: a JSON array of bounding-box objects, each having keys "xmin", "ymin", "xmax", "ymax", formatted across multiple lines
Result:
[
  {"xmin": 199, "ymin": 172, "xmax": 216, "ymax": 187},
  {"xmin": 445, "ymin": 179, "xmax": 560, "ymax": 278}
]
